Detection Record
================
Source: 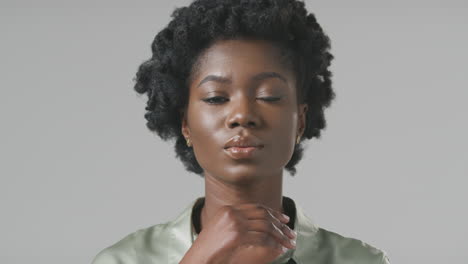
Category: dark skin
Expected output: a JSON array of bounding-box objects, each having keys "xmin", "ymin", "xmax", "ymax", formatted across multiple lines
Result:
[{"xmin": 180, "ymin": 39, "xmax": 308, "ymax": 264}]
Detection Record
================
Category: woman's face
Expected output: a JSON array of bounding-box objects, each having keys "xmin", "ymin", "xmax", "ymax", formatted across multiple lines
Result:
[{"xmin": 182, "ymin": 39, "xmax": 308, "ymax": 183}]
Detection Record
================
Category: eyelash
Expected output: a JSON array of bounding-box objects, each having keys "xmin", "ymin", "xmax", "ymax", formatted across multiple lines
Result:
[{"xmin": 202, "ymin": 96, "xmax": 281, "ymax": 105}]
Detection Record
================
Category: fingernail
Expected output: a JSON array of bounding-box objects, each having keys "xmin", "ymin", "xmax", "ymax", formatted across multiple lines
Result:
[
  {"xmin": 282, "ymin": 246, "xmax": 289, "ymax": 253},
  {"xmin": 291, "ymin": 230, "xmax": 297, "ymax": 237},
  {"xmin": 282, "ymin": 214, "xmax": 290, "ymax": 221},
  {"xmin": 290, "ymin": 239, "xmax": 296, "ymax": 246}
]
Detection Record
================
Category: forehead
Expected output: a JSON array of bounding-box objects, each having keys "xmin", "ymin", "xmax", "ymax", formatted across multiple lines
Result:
[{"xmin": 191, "ymin": 39, "xmax": 294, "ymax": 82}]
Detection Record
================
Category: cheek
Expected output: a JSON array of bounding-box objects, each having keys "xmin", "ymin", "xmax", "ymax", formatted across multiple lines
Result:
[
  {"xmin": 189, "ymin": 107, "xmax": 222, "ymax": 138},
  {"xmin": 187, "ymin": 107, "xmax": 224, "ymax": 167},
  {"xmin": 270, "ymin": 107, "xmax": 298, "ymax": 137},
  {"xmin": 267, "ymin": 111, "xmax": 298, "ymax": 164}
]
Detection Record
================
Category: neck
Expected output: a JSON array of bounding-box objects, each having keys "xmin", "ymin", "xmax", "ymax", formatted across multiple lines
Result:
[{"xmin": 200, "ymin": 171, "xmax": 284, "ymax": 231}]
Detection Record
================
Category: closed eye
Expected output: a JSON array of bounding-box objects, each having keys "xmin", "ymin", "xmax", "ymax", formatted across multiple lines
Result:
[
  {"xmin": 259, "ymin": 97, "xmax": 281, "ymax": 102},
  {"xmin": 202, "ymin": 96, "xmax": 282, "ymax": 105},
  {"xmin": 202, "ymin": 96, "xmax": 228, "ymax": 104}
]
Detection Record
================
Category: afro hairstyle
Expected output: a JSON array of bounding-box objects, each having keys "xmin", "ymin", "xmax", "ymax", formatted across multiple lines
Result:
[{"xmin": 133, "ymin": 0, "xmax": 335, "ymax": 177}]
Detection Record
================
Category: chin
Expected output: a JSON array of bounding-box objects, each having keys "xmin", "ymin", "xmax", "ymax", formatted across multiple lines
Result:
[{"xmin": 220, "ymin": 166, "xmax": 271, "ymax": 184}]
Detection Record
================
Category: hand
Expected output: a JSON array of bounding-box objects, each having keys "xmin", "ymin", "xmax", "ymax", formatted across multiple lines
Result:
[{"xmin": 179, "ymin": 203, "xmax": 297, "ymax": 264}]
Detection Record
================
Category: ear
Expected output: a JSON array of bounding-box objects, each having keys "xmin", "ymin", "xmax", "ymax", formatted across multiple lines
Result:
[
  {"xmin": 180, "ymin": 108, "xmax": 190, "ymax": 139},
  {"xmin": 297, "ymin": 103, "xmax": 308, "ymax": 137}
]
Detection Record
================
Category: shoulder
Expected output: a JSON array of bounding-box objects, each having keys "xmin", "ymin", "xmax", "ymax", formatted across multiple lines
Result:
[
  {"xmin": 313, "ymin": 227, "xmax": 390, "ymax": 264},
  {"xmin": 91, "ymin": 223, "xmax": 169, "ymax": 264}
]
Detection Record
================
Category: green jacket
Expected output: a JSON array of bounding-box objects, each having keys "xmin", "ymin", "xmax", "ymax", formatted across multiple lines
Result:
[{"xmin": 92, "ymin": 196, "xmax": 390, "ymax": 264}]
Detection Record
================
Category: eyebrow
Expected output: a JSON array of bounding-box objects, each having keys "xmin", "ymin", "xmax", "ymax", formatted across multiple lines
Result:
[{"xmin": 197, "ymin": 71, "xmax": 288, "ymax": 88}]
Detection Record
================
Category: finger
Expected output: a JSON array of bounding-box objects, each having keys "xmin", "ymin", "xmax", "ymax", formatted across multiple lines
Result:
[
  {"xmin": 244, "ymin": 219, "xmax": 296, "ymax": 249},
  {"xmin": 240, "ymin": 207, "xmax": 296, "ymax": 240},
  {"xmin": 243, "ymin": 230, "xmax": 291, "ymax": 257},
  {"xmin": 278, "ymin": 221, "xmax": 297, "ymax": 240},
  {"xmin": 235, "ymin": 203, "xmax": 290, "ymax": 224},
  {"xmin": 259, "ymin": 209, "xmax": 296, "ymax": 240}
]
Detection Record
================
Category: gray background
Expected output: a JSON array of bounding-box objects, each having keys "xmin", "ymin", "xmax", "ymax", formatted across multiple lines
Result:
[{"xmin": 1, "ymin": 1, "xmax": 467, "ymax": 263}]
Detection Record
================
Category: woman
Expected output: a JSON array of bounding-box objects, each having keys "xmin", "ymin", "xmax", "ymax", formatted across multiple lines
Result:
[{"xmin": 92, "ymin": 0, "xmax": 390, "ymax": 263}]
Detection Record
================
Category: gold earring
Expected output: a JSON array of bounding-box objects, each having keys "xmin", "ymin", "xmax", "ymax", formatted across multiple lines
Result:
[
  {"xmin": 296, "ymin": 135, "xmax": 301, "ymax": 145},
  {"xmin": 186, "ymin": 138, "xmax": 192, "ymax": 147}
]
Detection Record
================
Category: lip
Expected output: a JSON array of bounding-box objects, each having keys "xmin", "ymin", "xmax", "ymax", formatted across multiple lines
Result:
[
  {"xmin": 223, "ymin": 134, "xmax": 264, "ymax": 160},
  {"xmin": 224, "ymin": 146, "xmax": 264, "ymax": 160},
  {"xmin": 224, "ymin": 134, "xmax": 264, "ymax": 149}
]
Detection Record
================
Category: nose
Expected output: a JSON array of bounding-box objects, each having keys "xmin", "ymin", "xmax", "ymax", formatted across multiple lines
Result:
[{"xmin": 226, "ymin": 95, "xmax": 261, "ymax": 129}]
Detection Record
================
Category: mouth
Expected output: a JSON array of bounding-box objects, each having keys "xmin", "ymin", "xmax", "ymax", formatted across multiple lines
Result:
[
  {"xmin": 223, "ymin": 134, "xmax": 264, "ymax": 159},
  {"xmin": 223, "ymin": 146, "xmax": 264, "ymax": 160}
]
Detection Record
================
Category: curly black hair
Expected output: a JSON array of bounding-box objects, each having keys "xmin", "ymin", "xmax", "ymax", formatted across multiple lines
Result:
[{"xmin": 133, "ymin": 0, "xmax": 335, "ymax": 177}]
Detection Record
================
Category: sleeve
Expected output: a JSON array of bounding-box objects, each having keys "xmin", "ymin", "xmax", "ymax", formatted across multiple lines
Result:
[
  {"xmin": 380, "ymin": 252, "xmax": 391, "ymax": 264},
  {"xmin": 91, "ymin": 249, "xmax": 120, "ymax": 264},
  {"xmin": 90, "ymin": 230, "xmax": 141, "ymax": 264}
]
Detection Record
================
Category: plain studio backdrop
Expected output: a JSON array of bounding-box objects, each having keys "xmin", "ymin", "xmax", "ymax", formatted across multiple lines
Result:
[{"xmin": 1, "ymin": 1, "xmax": 466, "ymax": 263}]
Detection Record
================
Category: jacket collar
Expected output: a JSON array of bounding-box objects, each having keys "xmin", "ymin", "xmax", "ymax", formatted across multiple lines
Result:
[{"xmin": 164, "ymin": 196, "xmax": 320, "ymax": 264}]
